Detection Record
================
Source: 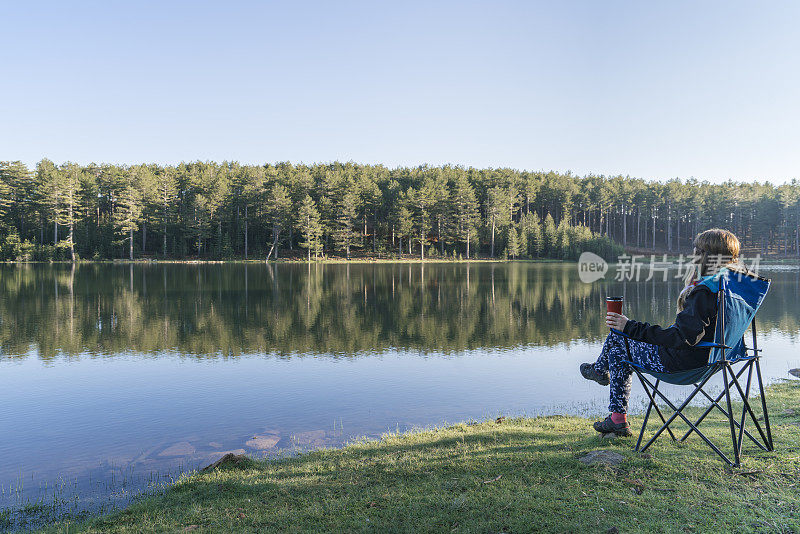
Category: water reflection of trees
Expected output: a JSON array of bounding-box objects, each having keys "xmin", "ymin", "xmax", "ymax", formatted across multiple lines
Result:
[{"xmin": 0, "ymin": 264, "xmax": 797, "ymax": 361}]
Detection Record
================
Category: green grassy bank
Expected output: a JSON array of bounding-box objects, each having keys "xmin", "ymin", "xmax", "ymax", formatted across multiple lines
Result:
[{"xmin": 37, "ymin": 380, "xmax": 800, "ymax": 533}]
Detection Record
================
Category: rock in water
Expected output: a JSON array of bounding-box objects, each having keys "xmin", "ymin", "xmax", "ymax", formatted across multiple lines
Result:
[
  {"xmin": 158, "ymin": 441, "xmax": 196, "ymax": 457},
  {"xmin": 246, "ymin": 434, "xmax": 280, "ymax": 450},
  {"xmin": 579, "ymin": 450, "xmax": 625, "ymax": 466},
  {"xmin": 293, "ymin": 430, "xmax": 327, "ymax": 447},
  {"xmin": 789, "ymin": 368, "xmax": 800, "ymax": 378}
]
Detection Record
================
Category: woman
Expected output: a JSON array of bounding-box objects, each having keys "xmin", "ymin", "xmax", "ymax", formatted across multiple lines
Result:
[{"xmin": 579, "ymin": 228, "xmax": 743, "ymax": 436}]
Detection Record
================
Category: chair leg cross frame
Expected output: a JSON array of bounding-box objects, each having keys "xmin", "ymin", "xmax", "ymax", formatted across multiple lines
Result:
[{"xmin": 631, "ymin": 358, "xmax": 773, "ymax": 467}]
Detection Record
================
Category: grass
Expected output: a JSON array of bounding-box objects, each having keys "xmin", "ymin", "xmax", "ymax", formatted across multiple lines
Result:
[{"xmin": 35, "ymin": 380, "xmax": 800, "ymax": 533}]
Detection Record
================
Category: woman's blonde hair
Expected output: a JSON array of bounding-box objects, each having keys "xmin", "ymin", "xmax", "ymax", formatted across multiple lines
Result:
[
  {"xmin": 677, "ymin": 228, "xmax": 742, "ymax": 311},
  {"xmin": 692, "ymin": 228, "xmax": 741, "ymax": 277}
]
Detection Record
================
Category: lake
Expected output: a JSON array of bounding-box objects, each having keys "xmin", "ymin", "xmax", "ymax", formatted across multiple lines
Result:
[{"xmin": 1, "ymin": 262, "xmax": 798, "ymax": 520}]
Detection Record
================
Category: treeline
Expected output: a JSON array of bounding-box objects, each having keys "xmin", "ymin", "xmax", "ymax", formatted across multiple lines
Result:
[{"xmin": 0, "ymin": 160, "xmax": 798, "ymax": 262}]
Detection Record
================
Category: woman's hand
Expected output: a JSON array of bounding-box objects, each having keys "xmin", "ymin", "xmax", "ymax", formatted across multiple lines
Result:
[{"xmin": 606, "ymin": 312, "xmax": 629, "ymax": 331}]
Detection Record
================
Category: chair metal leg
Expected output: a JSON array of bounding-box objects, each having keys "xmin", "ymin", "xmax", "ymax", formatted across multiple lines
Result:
[
  {"xmin": 633, "ymin": 372, "xmax": 676, "ymax": 442},
  {"xmin": 755, "ymin": 358, "xmax": 774, "ymax": 451},
  {"xmin": 737, "ymin": 360, "xmax": 752, "ymax": 454},
  {"xmin": 634, "ymin": 375, "xmax": 656, "ymax": 452},
  {"xmin": 621, "ymin": 335, "xmax": 677, "ymax": 448},
  {"xmin": 722, "ymin": 364, "xmax": 740, "ymax": 467},
  {"xmin": 727, "ymin": 361, "xmax": 770, "ymax": 450}
]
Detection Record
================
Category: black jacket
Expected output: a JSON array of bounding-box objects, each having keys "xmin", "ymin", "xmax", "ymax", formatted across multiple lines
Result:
[{"xmin": 622, "ymin": 285, "xmax": 718, "ymax": 372}]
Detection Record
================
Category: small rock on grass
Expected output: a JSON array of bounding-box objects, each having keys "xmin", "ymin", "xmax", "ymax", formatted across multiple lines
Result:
[
  {"xmin": 207, "ymin": 449, "xmax": 246, "ymax": 462},
  {"xmin": 201, "ymin": 452, "xmax": 253, "ymax": 472},
  {"xmin": 579, "ymin": 450, "xmax": 625, "ymax": 466},
  {"xmin": 602, "ymin": 432, "xmax": 617, "ymax": 440}
]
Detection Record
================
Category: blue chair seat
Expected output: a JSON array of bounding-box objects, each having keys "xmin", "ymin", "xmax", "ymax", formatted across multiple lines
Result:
[{"xmin": 627, "ymin": 362, "xmax": 717, "ymax": 386}]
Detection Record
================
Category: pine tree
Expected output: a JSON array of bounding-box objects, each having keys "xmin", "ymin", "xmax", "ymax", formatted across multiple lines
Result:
[
  {"xmin": 232, "ymin": 166, "xmax": 265, "ymax": 259},
  {"xmin": 558, "ymin": 222, "xmax": 571, "ymax": 259},
  {"xmin": 517, "ymin": 220, "xmax": 528, "ymax": 258},
  {"xmin": 114, "ymin": 166, "xmax": 144, "ymax": 260},
  {"xmin": 451, "ymin": 173, "xmax": 479, "ymax": 259},
  {"xmin": 333, "ymin": 190, "xmax": 358, "ymax": 259},
  {"xmin": 154, "ymin": 167, "xmax": 177, "ymax": 257},
  {"xmin": 485, "ymin": 186, "xmax": 512, "ymax": 257},
  {"xmin": 506, "ymin": 224, "xmax": 519, "ymax": 259},
  {"xmin": 78, "ymin": 165, "xmax": 100, "ymax": 257},
  {"xmin": 0, "ymin": 161, "xmax": 34, "ymax": 241},
  {"xmin": 395, "ymin": 205, "xmax": 413, "ymax": 256},
  {"xmin": 61, "ymin": 162, "xmax": 83, "ymax": 261},
  {"xmin": 0, "ymin": 163, "xmax": 14, "ymax": 222},
  {"xmin": 529, "ymin": 211, "xmax": 543, "ymax": 257},
  {"xmin": 358, "ymin": 175, "xmax": 382, "ymax": 253},
  {"xmin": 405, "ymin": 181, "xmax": 436, "ymax": 260},
  {"xmin": 266, "ymin": 183, "xmax": 291, "ymax": 260},
  {"xmin": 36, "ymin": 159, "xmax": 63, "ymax": 246},
  {"xmin": 543, "ymin": 213, "xmax": 558, "ymax": 256},
  {"xmin": 297, "ymin": 194, "xmax": 322, "ymax": 261},
  {"xmin": 193, "ymin": 163, "xmax": 228, "ymax": 258}
]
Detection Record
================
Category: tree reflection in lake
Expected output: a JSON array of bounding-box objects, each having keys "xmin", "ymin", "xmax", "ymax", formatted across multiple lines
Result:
[{"xmin": 0, "ymin": 262, "xmax": 798, "ymax": 361}]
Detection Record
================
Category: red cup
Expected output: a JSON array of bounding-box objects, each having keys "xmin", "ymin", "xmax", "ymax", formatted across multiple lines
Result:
[{"xmin": 606, "ymin": 296, "xmax": 623, "ymax": 315}]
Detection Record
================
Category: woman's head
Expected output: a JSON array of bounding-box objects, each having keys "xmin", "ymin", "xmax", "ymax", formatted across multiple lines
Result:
[
  {"xmin": 692, "ymin": 228, "xmax": 741, "ymax": 277},
  {"xmin": 677, "ymin": 228, "xmax": 741, "ymax": 312}
]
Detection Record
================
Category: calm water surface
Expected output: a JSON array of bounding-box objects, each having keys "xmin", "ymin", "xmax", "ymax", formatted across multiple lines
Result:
[{"xmin": 1, "ymin": 262, "xmax": 798, "ymax": 518}]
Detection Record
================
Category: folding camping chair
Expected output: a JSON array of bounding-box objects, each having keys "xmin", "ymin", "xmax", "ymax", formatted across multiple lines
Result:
[{"xmin": 615, "ymin": 267, "xmax": 772, "ymax": 467}]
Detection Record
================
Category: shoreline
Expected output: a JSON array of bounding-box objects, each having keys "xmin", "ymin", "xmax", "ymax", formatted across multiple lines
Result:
[
  {"xmin": 0, "ymin": 257, "xmax": 564, "ymax": 265},
  {"xmin": 26, "ymin": 379, "xmax": 800, "ymax": 533},
  {"xmin": 3, "ymin": 256, "xmax": 800, "ymax": 266}
]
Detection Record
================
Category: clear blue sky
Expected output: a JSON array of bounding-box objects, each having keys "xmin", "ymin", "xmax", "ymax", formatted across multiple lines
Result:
[{"xmin": 2, "ymin": 1, "xmax": 799, "ymax": 183}]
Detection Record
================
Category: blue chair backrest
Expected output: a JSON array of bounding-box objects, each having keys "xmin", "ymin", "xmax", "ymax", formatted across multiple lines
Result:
[{"xmin": 697, "ymin": 267, "xmax": 770, "ymax": 364}]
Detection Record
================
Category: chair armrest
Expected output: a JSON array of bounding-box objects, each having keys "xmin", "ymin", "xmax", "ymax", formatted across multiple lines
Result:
[
  {"xmin": 612, "ymin": 330, "xmax": 732, "ymax": 350},
  {"xmin": 696, "ymin": 341, "xmax": 733, "ymax": 349}
]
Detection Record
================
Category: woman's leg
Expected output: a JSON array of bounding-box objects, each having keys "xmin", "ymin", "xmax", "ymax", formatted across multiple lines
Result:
[
  {"xmin": 600, "ymin": 334, "xmax": 664, "ymax": 414},
  {"xmin": 592, "ymin": 331, "xmax": 620, "ymax": 374}
]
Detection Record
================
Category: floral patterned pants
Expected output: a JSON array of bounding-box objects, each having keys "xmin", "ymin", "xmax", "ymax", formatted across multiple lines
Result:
[{"xmin": 593, "ymin": 331, "xmax": 667, "ymax": 414}]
